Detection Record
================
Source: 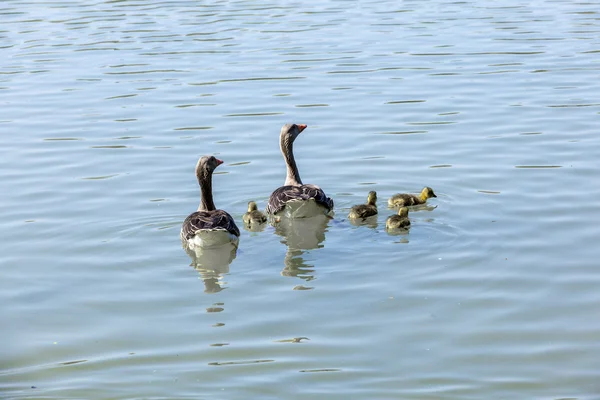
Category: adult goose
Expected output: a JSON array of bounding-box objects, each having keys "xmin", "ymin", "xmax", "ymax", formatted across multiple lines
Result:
[
  {"xmin": 266, "ymin": 123, "xmax": 334, "ymax": 218},
  {"xmin": 181, "ymin": 156, "xmax": 240, "ymax": 249}
]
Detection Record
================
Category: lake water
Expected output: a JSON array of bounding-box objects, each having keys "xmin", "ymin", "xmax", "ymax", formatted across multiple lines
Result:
[{"xmin": 2, "ymin": 0, "xmax": 600, "ymax": 398}]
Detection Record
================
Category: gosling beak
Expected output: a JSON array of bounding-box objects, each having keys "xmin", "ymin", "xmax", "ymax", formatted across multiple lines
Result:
[
  {"xmin": 216, "ymin": 158, "xmax": 224, "ymax": 166},
  {"xmin": 432, "ymin": 193, "xmax": 437, "ymax": 198},
  {"xmin": 297, "ymin": 124, "xmax": 307, "ymax": 133}
]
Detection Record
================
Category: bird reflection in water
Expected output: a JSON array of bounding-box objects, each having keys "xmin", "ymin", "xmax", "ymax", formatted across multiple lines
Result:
[
  {"xmin": 272, "ymin": 214, "xmax": 330, "ymax": 281},
  {"xmin": 184, "ymin": 242, "xmax": 237, "ymax": 293},
  {"xmin": 348, "ymin": 214, "xmax": 378, "ymax": 229}
]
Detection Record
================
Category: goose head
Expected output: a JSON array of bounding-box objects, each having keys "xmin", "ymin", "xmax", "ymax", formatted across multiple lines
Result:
[
  {"xmin": 280, "ymin": 123, "xmax": 307, "ymax": 145},
  {"xmin": 196, "ymin": 155, "xmax": 223, "ymax": 180}
]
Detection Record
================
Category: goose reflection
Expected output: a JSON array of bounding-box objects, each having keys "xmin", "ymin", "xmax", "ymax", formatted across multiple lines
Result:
[
  {"xmin": 348, "ymin": 214, "xmax": 378, "ymax": 229},
  {"xmin": 272, "ymin": 214, "xmax": 330, "ymax": 281},
  {"xmin": 184, "ymin": 243, "xmax": 237, "ymax": 293}
]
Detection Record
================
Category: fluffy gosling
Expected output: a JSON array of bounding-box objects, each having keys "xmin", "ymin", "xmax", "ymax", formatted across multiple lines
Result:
[
  {"xmin": 386, "ymin": 207, "xmax": 410, "ymax": 230},
  {"xmin": 348, "ymin": 191, "xmax": 378, "ymax": 219},
  {"xmin": 242, "ymin": 201, "xmax": 267, "ymax": 226},
  {"xmin": 388, "ymin": 187, "xmax": 436, "ymax": 207}
]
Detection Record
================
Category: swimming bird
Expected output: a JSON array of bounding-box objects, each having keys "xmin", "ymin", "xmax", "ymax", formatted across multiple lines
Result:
[
  {"xmin": 388, "ymin": 187, "xmax": 437, "ymax": 207},
  {"xmin": 243, "ymin": 201, "xmax": 267, "ymax": 227},
  {"xmin": 181, "ymin": 156, "xmax": 240, "ymax": 249},
  {"xmin": 348, "ymin": 191, "xmax": 378, "ymax": 219},
  {"xmin": 266, "ymin": 123, "xmax": 334, "ymax": 218},
  {"xmin": 386, "ymin": 207, "xmax": 410, "ymax": 230}
]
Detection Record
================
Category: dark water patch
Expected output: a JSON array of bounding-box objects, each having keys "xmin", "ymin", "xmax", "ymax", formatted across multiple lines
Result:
[
  {"xmin": 224, "ymin": 112, "xmax": 284, "ymax": 117},
  {"xmin": 175, "ymin": 103, "xmax": 216, "ymax": 108},
  {"xmin": 327, "ymin": 69, "xmax": 377, "ymax": 74},
  {"xmin": 548, "ymin": 103, "xmax": 600, "ymax": 108},
  {"xmin": 407, "ymin": 121, "xmax": 455, "ymax": 125},
  {"xmin": 174, "ymin": 126, "xmax": 213, "ymax": 131},
  {"xmin": 377, "ymin": 130, "xmax": 427, "ymax": 135},
  {"xmin": 295, "ymin": 104, "xmax": 329, "ymax": 107},
  {"xmin": 60, "ymin": 359, "xmax": 87, "ymax": 366},
  {"xmin": 104, "ymin": 69, "xmax": 186, "ymax": 75},
  {"xmin": 385, "ymin": 100, "xmax": 426, "ymax": 104},
  {"xmin": 300, "ymin": 368, "xmax": 341, "ymax": 373},
  {"xmin": 430, "ymin": 164, "xmax": 452, "ymax": 168},
  {"xmin": 105, "ymin": 94, "xmax": 137, "ymax": 100},
  {"xmin": 515, "ymin": 165, "xmax": 562, "ymax": 168},
  {"xmin": 274, "ymin": 337, "xmax": 310, "ymax": 343},
  {"xmin": 478, "ymin": 190, "xmax": 501, "ymax": 194},
  {"xmin": 219, "ymin": 77, "xmax": 305, "ymax": 83},
  {"xmin": 82, "ymin": 174, "xmax": 120, "ymax": 180},
  {"xmin": 209, "ymin": 359, "xmax": 274, "ymax": 366}
]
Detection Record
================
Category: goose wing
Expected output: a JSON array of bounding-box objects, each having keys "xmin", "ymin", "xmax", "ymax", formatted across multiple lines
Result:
[
  {"xmin": 266, "ymin": 184, "xmax": 334, "ymax": 215},
  {"xmin": 182, "ymin": 209, "xmax": 240, "ymax": 240}
]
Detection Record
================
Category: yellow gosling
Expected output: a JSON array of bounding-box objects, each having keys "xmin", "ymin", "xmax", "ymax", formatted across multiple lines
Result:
[
  {"xmin": 388, "ymin": 187, "xmax": 436, "ymax": 207},
  {"xmin": 242, "ymin": 201, "xmax": 267, "ymax": 226},
  {"xmin": 348, "ymin": 191, "xmax": 378, "ymax": 219},
  {"xmin": 386, "ymin": 207, "xmax": 410, "ymax": 230}
]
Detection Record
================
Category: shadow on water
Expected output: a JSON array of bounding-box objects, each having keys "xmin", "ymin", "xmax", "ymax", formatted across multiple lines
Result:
[
  {"xmin": 272, "ymin": 214, "xmax": 330, "ymax": 282},
  {"xmin": 184, "ymin": 243, "xmax": 237, "ymax": 293}
]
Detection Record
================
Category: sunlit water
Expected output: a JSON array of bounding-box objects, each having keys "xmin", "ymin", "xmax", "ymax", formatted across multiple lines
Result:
[{"xmin": 2, "ymin": 0, "xmax": 600, "ymax": 398}]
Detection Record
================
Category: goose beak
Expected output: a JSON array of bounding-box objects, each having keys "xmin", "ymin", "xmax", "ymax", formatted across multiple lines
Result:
[
  {"xmin": 297, "ymin": 124, "xmax": 307, "ymax": 133},
  {"xmin": 216, "ymin": 158, "xmax": 224, "ymax": 166}
]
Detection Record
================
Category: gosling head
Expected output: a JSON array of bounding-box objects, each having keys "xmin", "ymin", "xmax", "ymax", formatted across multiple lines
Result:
[
  {"xmin": 398, "ymin": 207, "xmax": 409, "ymax": 218},
  {"xmin": 196, "ymin": 155, "xmax": 223, "ymax": 180},
  {"xmin": 247, "ymin": 201, "xmax": 258, "ymax": 212},
  {"xmin": 421, "ymin": 186, "xmax": 437, "ymax": 199},
  {"xmin": 367, "ymin": 191, "xmax": 378, "ymax": 206}
]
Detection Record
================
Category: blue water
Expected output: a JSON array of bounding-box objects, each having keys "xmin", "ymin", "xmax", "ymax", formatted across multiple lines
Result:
[{"xmin": 2, "ymin": 0, "xmax": 600, "ymax": 398}]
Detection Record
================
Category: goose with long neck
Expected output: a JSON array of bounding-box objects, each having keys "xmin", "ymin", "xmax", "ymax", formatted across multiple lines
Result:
[
  {"xmin": 181, "ymin": 156, "xmax": 240, "ymax": 249},
  {"xmin": 266, "ymin": 123, "xmax": 334, "ymax": 218}
]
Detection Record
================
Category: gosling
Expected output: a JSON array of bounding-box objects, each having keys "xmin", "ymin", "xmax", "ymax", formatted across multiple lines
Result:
[
  {"xmin": 386, "ymin": 207, "xmax": 410, "ymax": 230},
  {"xmin": 388, "ymin": 187, "xmax": 437, "ymax": 207},
  {"xmin": 348, "ymin": 191, "xmax": 378, "ymax": 219},
  {"xmin": 242, "ymin": 201, "xmax": 267, "ymax": 226}
]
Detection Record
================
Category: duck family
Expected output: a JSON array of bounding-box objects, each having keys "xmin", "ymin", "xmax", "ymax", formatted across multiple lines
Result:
[{"xmin": 181, "ymin": 123, "xmax": 438, "ymax": 249}]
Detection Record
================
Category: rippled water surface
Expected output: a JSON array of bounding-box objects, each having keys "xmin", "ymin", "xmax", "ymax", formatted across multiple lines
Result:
[{"xmin": 2, "ymin": 0, "xmax": 600, "ymax": 398}]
